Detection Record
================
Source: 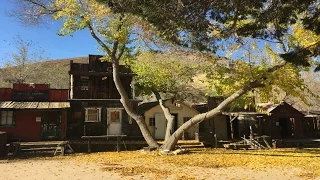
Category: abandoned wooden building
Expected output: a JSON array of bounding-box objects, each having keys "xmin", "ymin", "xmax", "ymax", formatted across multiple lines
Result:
[
  {"xmin": 193, "ymin": 103, "xmax": 230, "ymax": 142},
  {"xmin": 258, "ymin": 102, "xmax": 305, "ymax": 138},
  {"xmin": 68, "ymin": 55, "xmax": 141, "ymax": 139},
  {"xmin": 195, "ymin": 97, "xmax": 317, "ymax": 144},
  {"xmin": 138, "ymin": 98, "xmax": 199, "ymax": 140},
  {"xmin": 303, "ymin": 112, "xmax": 320, "ymax": 138},
  {"xmin": 0, "ymin": 84, "xmax": 69, "ymax": 142}
]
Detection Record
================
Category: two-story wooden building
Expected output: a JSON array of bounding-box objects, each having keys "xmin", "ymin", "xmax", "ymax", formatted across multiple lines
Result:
[{"xmin": 68, "ymin": 55, "xmax": 141, "ymax": 139}]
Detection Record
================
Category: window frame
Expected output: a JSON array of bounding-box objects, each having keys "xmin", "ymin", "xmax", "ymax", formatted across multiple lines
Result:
[
  {"xmin": 0, "ymin": 110, "xmax": 15, "ymax": 127},
  {"xmin": 183, "ymin": 117, "xmax": 192, "ymax": 124},
  {"xmin": 149, "ymin": 117, "xmax": 155, "ymax": 126},
  {"xmin": 79, "ymin": 76, "xmax": 89, "ymax": 91},
  {"xmin": 85, "ymin": 108, "xmax": 101, "ymax": 122},
  {"xmin": 107, "ymin": 108, "xmax": 123, "ymax": 124}
]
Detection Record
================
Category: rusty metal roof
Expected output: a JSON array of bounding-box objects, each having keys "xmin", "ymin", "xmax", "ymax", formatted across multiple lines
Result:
[{"xmin": 0, "ymin": 101, "xmax": 70, "ymax": 109}]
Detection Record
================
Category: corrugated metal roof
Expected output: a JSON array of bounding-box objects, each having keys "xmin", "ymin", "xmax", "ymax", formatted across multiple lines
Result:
[{"xmin": 0, "ymin": 101, "xmax": 70, "ymax": 109}]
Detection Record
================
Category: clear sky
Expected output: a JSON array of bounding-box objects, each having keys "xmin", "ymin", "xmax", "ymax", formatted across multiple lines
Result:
[{"xmin": 0, "ymin": 0, "xmax": 101, "ymax": 66}]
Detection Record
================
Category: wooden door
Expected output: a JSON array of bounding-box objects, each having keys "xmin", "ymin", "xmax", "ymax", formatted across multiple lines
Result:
[
  {"xmin": 107, "ymin": 109, "xmax": 122, "ymax": 135},
  {"xmin": 155, "ymin": 113, "xmax": 166, "ymax": 139}
]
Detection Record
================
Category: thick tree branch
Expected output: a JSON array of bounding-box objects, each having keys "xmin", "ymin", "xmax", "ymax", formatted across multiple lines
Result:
[
  {"xmin": 161, "ymin": 62, "xmax": 287, "ymax": 150},
  {"xmin": 117, "ymin": 45, "xmax": 125, "ymax": 60},
  {"xmin": 152, "ymin": 89, "xmax": 175, "ymax": 142},
  {"xmin": 85, "ymin": 18, "xmax": 158, "ymax": 147},
  {"xmin": 112, "ymin": 57, "xmax": 159, "ymax": 147},
  {"xmin": 86, "ymin": 22, "xmax": 113, "ymax": 56}
]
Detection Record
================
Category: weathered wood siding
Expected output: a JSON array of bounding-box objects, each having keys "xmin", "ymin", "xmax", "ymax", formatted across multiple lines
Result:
[
  {"xmin": 70, "ymin": 54, "xmax": 134, "ymax": 100},
  {"xmin": 263, "ymin": 102, "xmax": 304, "ymax": 138},
  {"xmin": 68, "ymin": 100, "xmax": 141, "ymax": 138}
]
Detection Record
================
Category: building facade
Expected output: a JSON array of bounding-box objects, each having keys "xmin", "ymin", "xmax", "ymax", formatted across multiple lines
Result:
[
  {"xmin": 139, "ymin": 99, "xmax": 199, "ymax": 140},
  {"xmin": 0, "ymin": 84, "xmax": 69, "ymax": 142},
  {"xmin": 68, "ymin": 55, "xmax": 141, "ymax": 138}
]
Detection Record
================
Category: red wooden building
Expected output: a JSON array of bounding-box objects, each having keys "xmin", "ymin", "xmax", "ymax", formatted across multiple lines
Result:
[{"xmin": 0, "ymin": 84, "xmax": 70, "ymax": 142}]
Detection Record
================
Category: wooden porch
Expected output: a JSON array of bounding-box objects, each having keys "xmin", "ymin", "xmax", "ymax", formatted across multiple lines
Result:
[{"xmin": 7, "ymin": 141, "xmax": 74, "ymax": 156}]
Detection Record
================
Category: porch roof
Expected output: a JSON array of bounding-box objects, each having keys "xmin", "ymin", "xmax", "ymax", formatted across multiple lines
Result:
[{"xmin": 0, "ymin": 101, "xmax": 70, "ymax": 109}]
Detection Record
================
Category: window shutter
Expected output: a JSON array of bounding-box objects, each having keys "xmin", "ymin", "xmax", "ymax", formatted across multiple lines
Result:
[
  {"xmin": 0, "ymin": 111, "xmax": 5, "ymax": 125},
  {"xmin": 7, "ymin": 111, "xmax": 13, "ymax": 125},
  {"xmin": 98, "ymin": 108, "xmax": 101, "ymax": 122},
  {"xmin": 12, "ymin": 111, "xmax": 16, "ymax": 126},
  {"xmin": 85, "ymin": 109, "xmax": 88, "ymax": 122}
]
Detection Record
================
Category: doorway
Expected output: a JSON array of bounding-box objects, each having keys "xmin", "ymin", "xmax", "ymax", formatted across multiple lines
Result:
[
  {"xmin": 155, "ymin": 113, "xmax": 166, "ymax": 139},
  {"xmin": 279, "ymin": 118, "xmax": 293, "ymax": 137},
  {"xmin": 172, "ymin": 113, "xmax": 178, "ymax": 132},
  {"xmin": 41, "ymin": 111, "xmax": 61, "ymax": 140},
  {"xmin": 107, "ymin": 108, "xmax": 122, "ymax": 135}
]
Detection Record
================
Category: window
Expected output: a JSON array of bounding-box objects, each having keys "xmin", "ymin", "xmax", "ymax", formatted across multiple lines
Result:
[
  {"xmin": 80, "ymin": 76, "xmax": 89, "ymax": 90},
  {"xmin": 1, "ymin": 111, "xmax": 15, "ymax": 126},
  {"xmin": 149, "ymin": 118, "xmax": 155, "ymax": 126},
  {"xmin": 85, "ymin": 108, "xmax": 101, "ymax": 122},
  {"xmin": 110, "ymin": 111, "xmax": 120, "ymax": 123},
  {"xmin": 183, "ymin": 117, "xmax": 192, "ymax": 123},
  {"xmin": 107, "ymin": 109, "xmax": 122, "ymax": 124}
]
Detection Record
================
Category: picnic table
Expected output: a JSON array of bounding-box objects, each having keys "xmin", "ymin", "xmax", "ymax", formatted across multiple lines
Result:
[{"xmin": 81, "ymin": 135, "xmax": 127, "ymax": 153}]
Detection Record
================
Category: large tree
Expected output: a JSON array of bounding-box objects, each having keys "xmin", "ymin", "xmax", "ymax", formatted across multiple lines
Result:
[
  {"xmin": 10, "ymin": 0, "xmax": 319, "ymax": 151},
  {"xmin": 132, "ymin": 51, "xmax": 208, "ymax": 141},
  {"xmin": 98, "ymin": 0, "xmax": 319, "ymax": 150}
]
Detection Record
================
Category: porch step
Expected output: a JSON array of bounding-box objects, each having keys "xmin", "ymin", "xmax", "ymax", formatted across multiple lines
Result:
[
  {"xmin": 21, "ymin": 147, "xmax": 57, "ymax": 152},
  {"xmin": 20, "ymin": 144, "xmax": 58, "ymax": 149},
  {"xmin": 176, "ymin": 141, "xmax": 205, "ymax": 149}
]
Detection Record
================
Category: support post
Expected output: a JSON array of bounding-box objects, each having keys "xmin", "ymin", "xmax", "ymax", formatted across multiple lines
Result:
[
  {"xmin": 88, "ymin": 138, "xmax": 91, "ymax": 153},
  {"xmin": 116, "ymin": 136, "xmax": 120, "ymax": 152}
]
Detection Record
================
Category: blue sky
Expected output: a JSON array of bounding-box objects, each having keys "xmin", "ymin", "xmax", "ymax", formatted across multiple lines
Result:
[{"xmin": 0, "ymin": 0, "xmax": 101, "ymax": 67}]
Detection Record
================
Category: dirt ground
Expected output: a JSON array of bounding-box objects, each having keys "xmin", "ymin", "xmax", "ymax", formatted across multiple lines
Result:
[{"xmin": 0, "ymin": 155, "xmax": 318, "ymax": 180}]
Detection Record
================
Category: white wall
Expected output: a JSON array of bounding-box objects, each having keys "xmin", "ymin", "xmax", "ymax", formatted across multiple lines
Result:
[{"xmin": 144, "ymin": 100, "xmax": 199, "ymax": 140}]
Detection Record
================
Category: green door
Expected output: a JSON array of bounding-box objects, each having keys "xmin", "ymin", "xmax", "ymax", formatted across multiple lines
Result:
[{"xmin": 40, "ymin": 111, "xmax": 62, "ymax": 140}]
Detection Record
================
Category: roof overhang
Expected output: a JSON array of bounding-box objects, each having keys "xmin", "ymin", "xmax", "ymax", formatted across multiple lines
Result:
[{"xmin": 0, "ymin": 101, "xmax": 70, "ymax": 109}]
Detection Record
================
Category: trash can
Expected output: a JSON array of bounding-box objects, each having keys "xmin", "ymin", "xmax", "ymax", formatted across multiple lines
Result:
[{"xmin": 0, "ymin": 132, "xmax": 7, "ymax": 157}]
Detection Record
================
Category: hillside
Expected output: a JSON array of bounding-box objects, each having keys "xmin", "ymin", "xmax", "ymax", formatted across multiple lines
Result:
[
  {"xmin": 0, "ymin": 56, "xmax": 87, "ymax": 89},
  {"xmin": 0, "ymin": 55, "xmax": 319, "ymax": 111}
]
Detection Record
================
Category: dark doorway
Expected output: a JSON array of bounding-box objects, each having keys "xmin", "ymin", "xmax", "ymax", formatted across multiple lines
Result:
[
  {"xmin": 231, "ymin": 118, "xmax": 239, "ymax": 138},
  {"xmin": 172, "ymin": 113, "xmax": 178, "ymax": 131},
  {"xmin": 41, "ymin": 111, "xmax": 62, "ymax": 140},
  {"xmin": 279, "ymin": 118, "xmax": 292, "ymax": 137}
]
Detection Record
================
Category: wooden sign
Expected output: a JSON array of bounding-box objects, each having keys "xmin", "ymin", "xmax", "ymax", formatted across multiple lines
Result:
[
  {"xmin": 12, "ymin": 90, "xmax": 49, "ymax": 101},
  {"xmin": 36, "ymin": 117, "xmax": 41, "ymax": 122}
]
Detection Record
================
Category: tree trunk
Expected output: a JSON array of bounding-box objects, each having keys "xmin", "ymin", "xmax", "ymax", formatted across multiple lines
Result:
[
  {"xmin": 152, "ymin": 90, "xmax": 175, "ymax": 142},
  {"xmin": 112, "ymin": 58, "xmax": 159, "ymax": 148},
  {"xmin": 87, "ymin": 22, "xmax": 159, "ymax": 148},
  {"xmin": 165, "ymin": 117, "xmax": 174, "ymax": 142},
  {"xmin": 161, "ymin": 79, "xmax": 263, "ymax": 151}
]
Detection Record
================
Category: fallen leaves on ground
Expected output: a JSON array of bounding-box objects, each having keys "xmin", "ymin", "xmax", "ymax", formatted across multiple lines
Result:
[{"xmin": 5, "ymin": 148, "xmax": 320, "ymax": 179}]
